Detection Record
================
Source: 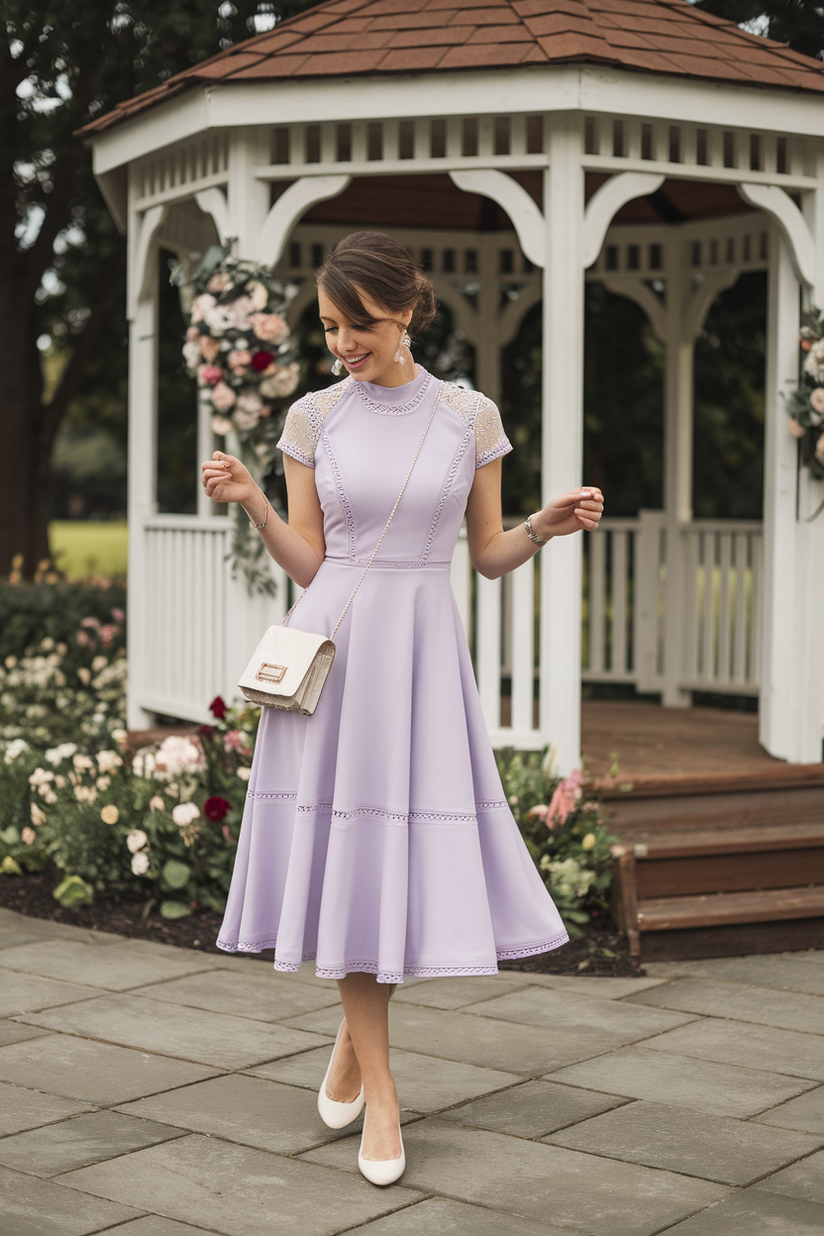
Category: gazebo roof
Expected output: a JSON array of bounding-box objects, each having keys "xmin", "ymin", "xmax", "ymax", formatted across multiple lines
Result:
[{"xmin": 81, "ymin": 0, "xmax": 824, "ymax": 138}]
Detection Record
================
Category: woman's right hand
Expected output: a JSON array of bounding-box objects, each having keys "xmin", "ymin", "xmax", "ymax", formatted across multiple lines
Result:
[{"xmin": 200, "ymin": 452, "xmax": 257, "ymax": 507}]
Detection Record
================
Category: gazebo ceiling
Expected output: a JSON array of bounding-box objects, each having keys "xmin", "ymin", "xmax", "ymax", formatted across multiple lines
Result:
[{"xmin": 81, "ymin": 0, "xmax": 824, "ymax": 139}]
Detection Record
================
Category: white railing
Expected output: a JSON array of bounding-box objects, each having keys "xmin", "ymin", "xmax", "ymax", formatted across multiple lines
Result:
[{"xmin": 132, "ymin": 511, "xmax": 764, "ymax": 735}]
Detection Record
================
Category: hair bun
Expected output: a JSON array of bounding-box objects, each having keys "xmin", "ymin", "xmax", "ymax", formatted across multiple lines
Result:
[{"xmin": 410, "ymin": 271, "xmax": 437, "ymax": 338}]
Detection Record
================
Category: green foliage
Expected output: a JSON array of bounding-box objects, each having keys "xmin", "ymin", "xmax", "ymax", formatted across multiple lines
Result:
[
  {"xmin": 694, "ymin": 0, "xmax": 824, "ymax": 61},
  {"xmin": 495, "ymin": 749, "xmax": 616, "ymax": 931},
  {"xmin": 0, "ymin": 579, "xmax": 126, "ymax": 676},
  {"xmin": 53, "ymin": 874, "xmax": 94, "ymax": 908}
]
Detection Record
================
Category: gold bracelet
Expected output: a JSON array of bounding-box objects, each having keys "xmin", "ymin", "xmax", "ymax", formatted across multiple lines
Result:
[{"xmin": 245, "ymin": 488, "xmax": 270, "ymax": 532}]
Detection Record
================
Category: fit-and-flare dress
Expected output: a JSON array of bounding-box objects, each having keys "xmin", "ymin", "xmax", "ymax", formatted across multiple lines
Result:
[{"xmin": 217, "ymin": 365, "xmax": 568, "ymax": 981}]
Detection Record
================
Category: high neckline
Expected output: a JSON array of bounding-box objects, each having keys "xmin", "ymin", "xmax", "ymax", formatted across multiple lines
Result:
[{"xmin": 354, "ymin": 366, "xmax": 433, "ymax": 416}]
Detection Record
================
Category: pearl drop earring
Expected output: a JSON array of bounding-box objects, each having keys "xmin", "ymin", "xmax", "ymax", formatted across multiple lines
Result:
[
  {"xmin": 332, "ymin": 358, "xmax": 343, "ymax": 376},
  {"xmin": 394, "ymin": 331, "xmax": 412, "ymax": 364}
]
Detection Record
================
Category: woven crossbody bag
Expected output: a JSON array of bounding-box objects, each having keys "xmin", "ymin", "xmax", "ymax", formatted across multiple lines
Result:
[{"xmin": 238, "ymin": 386, "xmax": 441, "ymax": 715}]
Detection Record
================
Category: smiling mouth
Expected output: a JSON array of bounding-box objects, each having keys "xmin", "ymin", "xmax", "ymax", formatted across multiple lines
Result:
[{"xmin": 342, "ymin": 353, "xmax": 369, "ymax": 366}]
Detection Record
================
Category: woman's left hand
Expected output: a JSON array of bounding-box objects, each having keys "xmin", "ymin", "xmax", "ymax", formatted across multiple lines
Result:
[{"xmin": 532, "ymin": 488, "xmax": 604, "ymax": 540}]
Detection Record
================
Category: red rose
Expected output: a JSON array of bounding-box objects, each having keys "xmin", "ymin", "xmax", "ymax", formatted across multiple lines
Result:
[
  {"xmin": 251, "ymin": 350, "xmax": 274, "ymax": 372},
  {"xmin": 204, "ymin": 795, "xmax": 232, "ymax": 822},
  {"xmin": 209, "ymin": 696, "xmax": 227, "ymax": 719}
]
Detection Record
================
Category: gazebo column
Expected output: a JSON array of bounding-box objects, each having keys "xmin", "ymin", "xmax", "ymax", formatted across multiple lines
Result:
[
  {"xmin": 540, "ymin": 117, "xmax": 585, "ymax": 774},
  {"xmin": 760, "ymin": 227, "xmax": 802, "ymax": 759},
  {"xmin": 126, "ymin": 200, "xmax": 162, "ymax": 730},
  {"xmin": 661, "ymin": 246, "xmax": 693, "ymax": 707}
]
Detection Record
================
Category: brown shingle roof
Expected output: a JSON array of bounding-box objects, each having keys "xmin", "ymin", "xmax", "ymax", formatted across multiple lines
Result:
[{"xmin": 79, "ymin": 0, "xmax": 824, "ymax": 138}]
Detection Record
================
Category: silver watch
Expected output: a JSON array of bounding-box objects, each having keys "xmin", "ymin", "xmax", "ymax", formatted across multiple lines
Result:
[{"xmin": 524, "ymin": 514, "xmax": 547, "ymax": 546}]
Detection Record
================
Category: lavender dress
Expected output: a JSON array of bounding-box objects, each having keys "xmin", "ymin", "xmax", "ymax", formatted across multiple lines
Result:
[{"xmin": 217, "ymin": 366, "xmax": 568, "ymax": 981}]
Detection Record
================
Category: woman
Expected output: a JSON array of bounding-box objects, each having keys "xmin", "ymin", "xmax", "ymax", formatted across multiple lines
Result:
[{"xmin": 201, "ymin": 231, "xmax": 604, "ymax": 1186}]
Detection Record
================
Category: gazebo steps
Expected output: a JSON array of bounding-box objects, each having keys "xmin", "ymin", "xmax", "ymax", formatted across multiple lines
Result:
[{"xmin": 605, "ymin": 771, "xmax": 824, "ymax": 960}]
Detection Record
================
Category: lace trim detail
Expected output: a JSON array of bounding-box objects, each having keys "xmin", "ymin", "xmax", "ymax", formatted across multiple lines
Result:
[
  {"xmin": 422, "ymin": 429, "xmax": 472, "ymax": 563},
  {"xmin": 246, "ymin": 790, "xmax": 297, "ymax": 802},
  {"xmin": 245, "ymin": 795, "xmax": 507, "ymax": 821},
  {"xmin": 322, "ymin": 433, "xmax": 356, "ymax": 559},
  {"xmin": 218, "ymin": 937, "xmax": 569, "ymax": 974},
  {"xmin": 496, "ymin": 933, "xmax": 570, "ymax": 959},
  {"xmin": 476, "ymin": 799, "xmax": 509, "ymax": 812},
  {"xmin": 276, "ymin": 380, "xmax": 351, "ymax": 468},
  {"xmin": 355, "ymin": 370, "xmax": 434, "ymax": 416},
  {"xmin": 297, "ymin": 801, "xmax": 333, "ymax": 816},
  {"xmin": 439, "ymin": 382, "xmax": 512, "ymax": 470}
]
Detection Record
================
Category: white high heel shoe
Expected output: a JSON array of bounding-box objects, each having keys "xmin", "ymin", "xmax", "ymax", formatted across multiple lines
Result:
[
  {"xmin": 317, "ymin": 1021, "xmax": 364, "ymax": 1129},
  {"xmin": 357, "ymin": 1112, "xmax": 406, "ymax": 1187}
]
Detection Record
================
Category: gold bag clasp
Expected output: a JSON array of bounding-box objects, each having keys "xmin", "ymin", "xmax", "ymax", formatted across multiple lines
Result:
[{"xmin": 257, "ymin": 662, "xmax": 287, "ymax": 684}]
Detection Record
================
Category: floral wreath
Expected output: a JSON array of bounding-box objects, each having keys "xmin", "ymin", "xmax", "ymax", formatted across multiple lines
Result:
[
  {"xmin": 170, "ymin": 243, "xmax": 302, "ymax": 595},
  {"xmin": 787, "ymin": 305, "xmax": 824, "ymax": 519}
]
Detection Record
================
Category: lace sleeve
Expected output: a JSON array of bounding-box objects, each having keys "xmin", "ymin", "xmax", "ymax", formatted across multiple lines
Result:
[
  {"xmin": 474, "ymin": 395, "xmax": 512, "ymax": 469},
  {"xmin": 277, "ymin": 394, "xmax": 322, "ymax": 468}
]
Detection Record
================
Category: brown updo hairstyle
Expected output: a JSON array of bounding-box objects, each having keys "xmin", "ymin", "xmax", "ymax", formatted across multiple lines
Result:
[{"xmin": 315, "ymin": 231, "xmax": 437, "ymax": 340}]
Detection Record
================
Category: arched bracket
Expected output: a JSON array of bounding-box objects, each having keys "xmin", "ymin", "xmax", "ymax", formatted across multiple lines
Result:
[
  {"xmin": 738, "ymin": 183, "xmax": 814, "ymax": 287},
  {"xmin": 128, "ymin": 204, "xmax": 165, "ymax": 319},
  {"xmin": 450, "ymin": 170, "xmax": 546, "ymax": 268},
  {"xmin": 195, "ymin": 188, "xmax": 230, "ymax": 246},
  {"xmin": 583, "ymin": 173, "xmax": 665, "ymax": 270},
  {"xmin": 598, "ymin": 274, "xmax": 667, "ymax": 343},
  {"xmin": 684, "ymin": 269, "xmax": 742, "ymax": 341},
  {"xmin": 256, "ymin": 175, "xmax": 351, "ymax": 267}
]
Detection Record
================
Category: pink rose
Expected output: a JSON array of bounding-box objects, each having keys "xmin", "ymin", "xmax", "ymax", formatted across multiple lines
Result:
[
  {"xmin": 211, "ymin": 382, "xmax": 236, "ymax": 412},
  {"xmin": 816, "ymin": 432, "xmax": 824, "ymax": 464},
  {"xmin": 228, "ymin": 349, "xmax": 252, "ymax": 375},
  {"xmin": 186, "ymin": 326, "xmax": 200, "ymax": 342},
  {"xmin": 547, "ymin": 770, "xmax": 583, "ymax": 828},
  {"xmin": 208, "ymin": 272, "xmax": 234, "ymax": 293},
  {"xmin": 201, "ymin": 365, "xmax": 223, "ymax": 386},
  {"xmin": 250, "ymin": 312, "xmax": 289, "ymax": 344},
  {"xmin": 810, "ymin": 388, "xmax": 824, "ymax": 415},
  {"xmin": 788, "ymin": 418, "xmax": 806, "ymax": 439}
]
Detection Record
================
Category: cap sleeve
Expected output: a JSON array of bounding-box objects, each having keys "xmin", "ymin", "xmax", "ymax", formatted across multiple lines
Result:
[
  {"xmin": 276, "ymin": 394, "xmax": 322, "ymax": 468},
  {"xmin": 473, "ymin": 395, "xmax": 512, "ymax": 469}
]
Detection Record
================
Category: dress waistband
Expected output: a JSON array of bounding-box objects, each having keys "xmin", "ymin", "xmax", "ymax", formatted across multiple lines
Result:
[{"xmin": 324, "ymin": 556, "xmax": 451, "ymax": 571}]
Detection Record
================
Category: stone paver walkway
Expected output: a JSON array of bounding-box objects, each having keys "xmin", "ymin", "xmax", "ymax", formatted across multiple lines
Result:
[{"xmin": 1, "ymin": 906, "xmax": 823, "ymax": 1236}]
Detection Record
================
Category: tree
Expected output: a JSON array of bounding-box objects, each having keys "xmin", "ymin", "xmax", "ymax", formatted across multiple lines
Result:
[
  {"xmin": 1, "ymin": 0, "xmax": 322, "ymax": 576},
  {"xmin": 695, "ymin": 0, "xmax": 824, "ymax": 60}
]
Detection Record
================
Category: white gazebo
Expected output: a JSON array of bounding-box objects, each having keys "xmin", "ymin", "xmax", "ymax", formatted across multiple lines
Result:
[{"xmin": 81, "ymin": 0, "xmax": 824, "ymax": 771}]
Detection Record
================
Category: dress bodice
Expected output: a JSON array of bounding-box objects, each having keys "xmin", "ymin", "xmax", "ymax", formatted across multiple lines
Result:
[{"xmin": 277, "ymin": 367, "xmax": 512, "ymax": 567}]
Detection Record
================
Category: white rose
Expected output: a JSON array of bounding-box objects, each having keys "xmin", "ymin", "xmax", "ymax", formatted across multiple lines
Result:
[
  {"xmin": 126, "ymin": 829, "xmax": 148, "ymax": 853},
  {"xmin": 149, "ymin": 795, "xmax": 165, "ymax": 812},
  {"xmin": 237, "ymin": 767, "xmax": 251, "ymax": 781},
  {"xmin": 131, "ymin": 851, "xmax": 150, "ymax": 876},
  {"xmin": 172, "ymin": 802, "xmax": 200, "ymax": 827}
]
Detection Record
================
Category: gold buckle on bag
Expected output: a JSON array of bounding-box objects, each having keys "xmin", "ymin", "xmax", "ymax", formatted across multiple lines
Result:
[{"xmin": 256, "ymin": 663, "xmax": 287, "ymax": 683}]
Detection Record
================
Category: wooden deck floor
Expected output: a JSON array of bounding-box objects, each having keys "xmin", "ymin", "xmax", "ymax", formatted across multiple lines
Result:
[{"xmin": 581, "ymin": 701, "xmax": 824, "ymax": 784}]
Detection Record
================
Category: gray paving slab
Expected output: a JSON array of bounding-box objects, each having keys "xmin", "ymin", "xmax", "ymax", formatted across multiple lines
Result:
[
  {"xmin": 134, "ymin": 967, "xmax": 339, "ymax": 1022},
  {"xmin": 657, "ymin": 1188, "xmax": 824, "ymax": 1234},
  {"xmin": 0, "ymin": 1079, "xmax": 91, "ymax": 1137},
  {"xmin": 0, "ymin": 1163, "xmax": 142, "ymax": 1236},
  {"xmin": 103, "ymin": 1220, "xmax": 214, "ymax": 1236},
  {"xmin": 627, "ymin": 976, "xmax": 824, "ymax": 1035},
  {"xmin": 546, "ymin": 1098, "xmax": 823, "ymax": 1185},
  {"xmin": 285, "ymin": 1001, "xmax": 665, "ymax": 1077},
  {"xmin": 0, "ymin": 1109, "xmax": 185, "ymax": 1177},
  {"xmin": 18, "ymin": 992, "xmax": 332, "ymax": 1069},
  {"xmin": 755, "ymin": 1085, "xmax": 824, "ymax": 1133},
  {"xmin": 643, "ymin": 1016, "xmax": 824, "ymax": 1081},
  {"xmin": 300, "ymin": 1117, "xmax": 729, "ymax": 1236},
  {"xmin": 390, "ymin": 975, "xmax": 533, "ymax": 1009},
  {"xmin": 116, "ymin": 1073, "xmax": 362, "ymax": 1155},
  {"xmin": 0, "ymin": 968, "xmax": 99, "ymax": 1016},
  {"xmin": 440, "ymin": 1078, "xmax": 627, "ymax": 1138},
  {"xmin": 0, "ymin": 1033, "xmax": 222, "ymax": 1105},
  {"xmin": 461, "ymin": 985, "xmax": 696, "ymax": 1042},
  {"xmin": 757, "ymin": 1148, "xmax": 824, "ymax": 1203},
  {"xmin": 0, "ymin": 906, "xmax": 123, "ymax": 946},
  {"xmin": 59, "ymin": 1132, "xmax": 426, "ymax": 1236},
  {"xmin": 248, "ymin": 1045, "xmax": 521, "ymax": 1113},
  {"xmin": 0, "ymin": 1019, "xmax": 49, "ymax": 1048},
  {"xmin": 545, "ymin": 1045, "xmax": 817, "ymax": 1118},
  {"xmin": 0, "ymin": 938, "xmax": 222, "ymax": 990},
  {"xmin": 513, "ymin": 973, "xmax": 673, "ymax": 998},
  {"xmin": 349, "ymin": 1196, "xmax": 571, "ymax": 1236},
  {"xmin": 640, "ymin": 953, "xmax": 824, "ymax": 996}
]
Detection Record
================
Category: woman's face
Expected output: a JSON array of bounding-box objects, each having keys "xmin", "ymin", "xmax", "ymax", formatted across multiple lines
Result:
[{"xmin": 318, "ymin": 285, "xmax": 414, "ymax": 388}]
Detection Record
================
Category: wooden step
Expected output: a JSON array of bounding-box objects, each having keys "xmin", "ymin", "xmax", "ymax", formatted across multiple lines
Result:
[
  {"xmin": 627, "ymin": 823, "xmax": 824, "ymax": 859},
  {"xmin": 636, "ymin": 885, "xmax": 824, "ymax": 931}
]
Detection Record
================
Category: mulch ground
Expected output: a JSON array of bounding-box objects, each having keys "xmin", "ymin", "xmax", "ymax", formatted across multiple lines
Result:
[{"xmin": 0, "ymin": 870, "xmax": 643, "ymax": 977}]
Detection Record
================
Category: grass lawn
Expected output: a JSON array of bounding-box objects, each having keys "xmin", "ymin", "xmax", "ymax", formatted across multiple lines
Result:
[{"xmin": 49, "ymin": 521, "xmax": 128, "ymax": 580}]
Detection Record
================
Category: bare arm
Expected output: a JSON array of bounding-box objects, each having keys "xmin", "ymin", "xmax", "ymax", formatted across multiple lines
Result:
[
  {"xmin": 466, "ymin": 459, "xmax": 604, "ymax": 580},
  {"xmin": 200, "ymin": 451, "xmax": 325, "ymax": 588}
]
